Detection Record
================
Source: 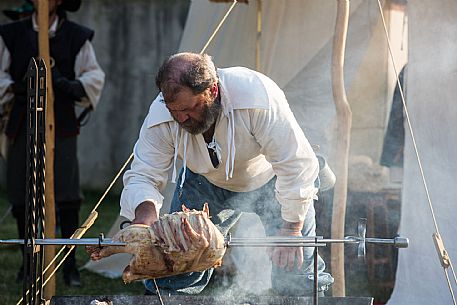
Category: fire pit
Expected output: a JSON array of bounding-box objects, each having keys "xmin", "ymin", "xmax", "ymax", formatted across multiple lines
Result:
[{"xmin": 50, "ymin": 295, "xmax": 373, "ymax": 305}]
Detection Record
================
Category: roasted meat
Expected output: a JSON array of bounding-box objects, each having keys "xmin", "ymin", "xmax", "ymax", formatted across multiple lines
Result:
[{"xmin": 88, "ymin": 203, "xmax": 226, "ymax": 283}]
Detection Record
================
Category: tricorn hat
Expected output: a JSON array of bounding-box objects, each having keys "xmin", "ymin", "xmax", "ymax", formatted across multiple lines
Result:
[{"xmin": 25, "ymin": 0, "xmax": 82, "ymax": 12}]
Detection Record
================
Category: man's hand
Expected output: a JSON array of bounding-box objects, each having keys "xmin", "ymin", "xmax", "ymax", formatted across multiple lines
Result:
[
  {"xmin": 269, "ymin": 221, "xmax": 304, "ymax": 271},
  {"xmin": 85, "ymin": 201, "xmax": 158, "ymax": 260},
  {"xmin": 11, "ymin": 81, "xmax": 27, "ymax": 96},
  {"xmin": 132, "ymin": 201, "xmax": 159, "ymax": 226},
  {"xmin": 52, "ymin": 66, "xmax": 87, "ymax": 100}
]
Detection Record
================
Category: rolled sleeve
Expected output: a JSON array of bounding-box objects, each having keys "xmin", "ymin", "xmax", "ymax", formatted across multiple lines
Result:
[
  {"xmin": 74, "ymin": 40, "xmax": 105, "ymax": 109},
  {"xmin": 0, "ymin": 36, "xmax": 14, "ymax": 108},
  {"xmin": 119, "ymin": 180, "xmax": 164, "ymax": 221},
  {"xmin": 119, "ymin": 115, "xmax": 175, "ymax": 220},
  {"xmin": 276, "ymin": 185, "xmax": 318, "ymax": 222},
  {"xmin": 251, "ymin": 82, "xmax": 319, "ymax": 222}
]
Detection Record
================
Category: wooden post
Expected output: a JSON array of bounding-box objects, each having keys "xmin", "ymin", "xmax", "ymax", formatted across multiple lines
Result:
[
  {"xmin": 37, "ymin": 0, "xmax": 56, "ymax": 299},
  {"xmin": 330, "ymin": 0, "xmax": 351, "ymax": 297},
  {"xmin": 255, "ymin": 0, "xmax": 262, "ymax": 72}
]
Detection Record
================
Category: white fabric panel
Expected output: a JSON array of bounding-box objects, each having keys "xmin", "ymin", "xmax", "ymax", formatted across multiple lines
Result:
[
  {"xmin": 387, "ymin": 1, "xmax": 457, "ymax": 304},
  {"xmin": 179, "ymin": 0, "xmax": 257, "ymax": 68},
  {"xmin": 179, "ymin": 0, "xmax": 368, "ymax": 154},
  {"xmin": 179, "ymin": 0, "xmax": 364, "ymax": 87}
]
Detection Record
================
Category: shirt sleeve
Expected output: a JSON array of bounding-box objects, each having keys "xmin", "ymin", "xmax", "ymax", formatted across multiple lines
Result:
[
  {"xmin": 120, "ymin": 114, "xmax": 176, "ymax": 220},
  {"xmin": 74, "ymin": 40, "xmax": 105, "ymax": 109},
  {"xmin": 0, "ymin": 36, "xmax": 14, "ymax": 112},
  {"xmin": 250, "ymin": 82, "xmax": 319, "ymax": 223}
]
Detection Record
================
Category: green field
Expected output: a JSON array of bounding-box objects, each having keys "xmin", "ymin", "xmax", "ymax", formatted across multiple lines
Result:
[{"xmin": 0, "ymin": 189, "xmax": 144, "ymax": 304}]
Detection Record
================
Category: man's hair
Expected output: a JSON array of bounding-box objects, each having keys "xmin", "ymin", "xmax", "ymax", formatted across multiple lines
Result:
[{"xmin": 155, "ymin": 53, "xmax": 218, "ymax": 102}]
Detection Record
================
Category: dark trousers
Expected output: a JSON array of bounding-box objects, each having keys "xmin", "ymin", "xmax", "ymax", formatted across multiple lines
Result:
[
  {"xmin": 146, "ymin": 169, "xmax": 333, "ymax": 295},
  {"xmin": 12, "ymin": 203, "xmax": 80, "ymax": 271},
  {"xmin": 7, "ymin": 121, "xmax": 81, "ymax": 272}
]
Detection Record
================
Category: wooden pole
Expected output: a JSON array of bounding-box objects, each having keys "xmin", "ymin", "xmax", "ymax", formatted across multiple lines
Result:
[
  {"xmin": 330, "ymin": 0, "xmax": 351, "ymax": 297},
  {"xmin": 255, "ymin": 0, "xmax": 262, "ymax": 72},
  {"xmin": 37, "ymin": 0, "xmax": 56, "ymax": 299}
]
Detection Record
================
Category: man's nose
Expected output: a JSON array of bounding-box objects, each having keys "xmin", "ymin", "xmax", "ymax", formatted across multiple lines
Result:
[{"xmin": 176, "ymin": 112, "xmax": 189, "ymax": 123}]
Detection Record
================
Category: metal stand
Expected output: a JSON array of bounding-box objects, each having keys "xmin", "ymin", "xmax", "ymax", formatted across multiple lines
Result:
[
  {"xmin": 313, "ymin": 237, "xmax": 319, "ymax": 305},
  {"xmin": 23, "ymin": 58, "xmax": 47, "ymax": 305}
]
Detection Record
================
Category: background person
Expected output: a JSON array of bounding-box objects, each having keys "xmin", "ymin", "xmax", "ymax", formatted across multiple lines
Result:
[{"xmin": 0, "ymin": 0, "xmax": 105, "ymax": 287}]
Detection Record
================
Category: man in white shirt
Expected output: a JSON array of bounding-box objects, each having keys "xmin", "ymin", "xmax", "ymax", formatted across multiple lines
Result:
[
  {"xmin": 0, "ymin": 0, "xmax": 105, "ymax": 287},
  {"xmin": 121, "ymin": 52, "xmax": 332, "ymax": 295}
]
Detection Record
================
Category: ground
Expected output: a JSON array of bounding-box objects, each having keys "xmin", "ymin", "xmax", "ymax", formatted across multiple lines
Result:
[{"xmin": 0, "ymin": 189, "xmax": 144, "ymax": 304}]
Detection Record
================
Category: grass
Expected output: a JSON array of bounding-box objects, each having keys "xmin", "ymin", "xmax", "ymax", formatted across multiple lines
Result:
[{"xmin": 0, "ymin": 189, "xmax": 144, "ymax": 304}]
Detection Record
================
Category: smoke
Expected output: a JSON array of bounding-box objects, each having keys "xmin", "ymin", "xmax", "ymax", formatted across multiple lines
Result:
[
  {"xmin": 208, "ymin": 185, "xmax": 275, "ymax": 298},
  {"xmin": 220, "ymin": 213, "xmax": 272, "ymax": 295}
]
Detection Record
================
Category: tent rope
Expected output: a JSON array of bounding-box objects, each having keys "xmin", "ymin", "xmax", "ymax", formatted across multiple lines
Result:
[
  {"xmin": 0, "ymin": 205, "xmax": 12, "ymax": 227},
  {"xmin": 16, "ymin": 1, "xmax": 239, "ymax": 302},
  {"xmin": 376, "ymin": 0, "xmax": 457, "ymax": 302},
  {"xmin": 200, "ymin": 0, "xmax": 238, "ymax": 54},
  {"xmin": 444, "ymin": 268, "xmax": 457, "ymax": 304}
]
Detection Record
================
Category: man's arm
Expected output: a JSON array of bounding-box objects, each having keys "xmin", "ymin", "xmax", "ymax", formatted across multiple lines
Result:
[
  {"xmin": 250, "ymin": 75, "xmax": 319, "ymax": 271},
  {"xmin": 73, "ymin": 40, "xmax": 105, "ymax": 108},
  {"xmin": 0, "ymin": 36, "xmax": 14, "ymax": 110},
  {"xmin": 250, "ymin": 86, "xmax": 319, "ymax": 224},
  {"xmin": 120, "ymin": 103, "xmax": 176, "ymax": 221}
]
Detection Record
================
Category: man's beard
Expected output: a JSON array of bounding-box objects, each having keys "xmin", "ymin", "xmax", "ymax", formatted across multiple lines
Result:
[{"xmin": 179, "ymin": 99, "xmax": 222, "ymax": 135}]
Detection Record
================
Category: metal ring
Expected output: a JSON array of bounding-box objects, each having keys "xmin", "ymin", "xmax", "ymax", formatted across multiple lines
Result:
[
  {"xmin": 98, "ymin": 233, "xmax": 104, "ymax": 248},
  {"xmin": 120, "ymin": 220, "xmax": 132, "ymax": 230}
]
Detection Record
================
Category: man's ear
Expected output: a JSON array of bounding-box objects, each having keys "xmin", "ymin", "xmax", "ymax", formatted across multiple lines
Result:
[{"xmin": 210, "ymin": 83, "xmax": 218, "ymax": 98}]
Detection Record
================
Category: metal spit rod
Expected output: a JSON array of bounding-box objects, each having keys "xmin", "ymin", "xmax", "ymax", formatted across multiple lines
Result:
[
  {"xmin": 226, "ymin": 235, "xmax": 409, "ymax": 248},
  {"xmin": 0, "ymin": 235, "xmax": 409, "ymax": 248},
  {"xmin": 0, "ymin": 238, "xmax": 127, "ymax": 247}
]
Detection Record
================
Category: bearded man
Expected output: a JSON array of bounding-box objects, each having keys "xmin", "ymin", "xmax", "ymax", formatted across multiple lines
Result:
[{"xmin": 120, "ymin": 52, "xmax": 333, "ymax": 295}]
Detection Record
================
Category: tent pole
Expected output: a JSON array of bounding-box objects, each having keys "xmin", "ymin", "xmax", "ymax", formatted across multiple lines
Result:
[
  {"xmin": 37, "ymin": 0, "xmax": 56, "ymax": 299},
  {"xmin": 330, "ymin": 0, "xmax": 352, "ymax": 297}
]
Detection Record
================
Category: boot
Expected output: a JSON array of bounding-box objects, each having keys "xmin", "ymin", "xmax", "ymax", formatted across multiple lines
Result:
[{"xmin": 59, "ymin": 205, "xmax": 82, "ymax": 287}]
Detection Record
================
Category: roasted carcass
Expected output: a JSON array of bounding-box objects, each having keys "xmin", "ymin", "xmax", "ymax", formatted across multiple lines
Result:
[{"xmin": 88, "ymin": 203, "xmax": 226, "ymax": 283}]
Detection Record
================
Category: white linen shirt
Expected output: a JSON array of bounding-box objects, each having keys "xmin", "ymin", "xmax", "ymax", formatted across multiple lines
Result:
[{"xmin": 120, "ymin": 67, "xmax": 319, "ymax": 223}]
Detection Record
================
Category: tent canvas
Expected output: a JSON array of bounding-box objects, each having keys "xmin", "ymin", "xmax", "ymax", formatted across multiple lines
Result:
[{"xmin": 387, "ymin": 0, "xmax": 457, "ymax": 304}]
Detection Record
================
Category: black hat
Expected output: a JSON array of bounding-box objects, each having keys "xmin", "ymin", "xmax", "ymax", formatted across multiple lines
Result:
[
  {"xmin": 3, "ymin": 1, "xmax": 34, "ymax": 21},
  {"xmin": 60, "ymin": 0, "xmax": 82, "ymax": 12},
  {"xmin": 25, "ymin": 0, "xmax": 82, "ymax": 12}
]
